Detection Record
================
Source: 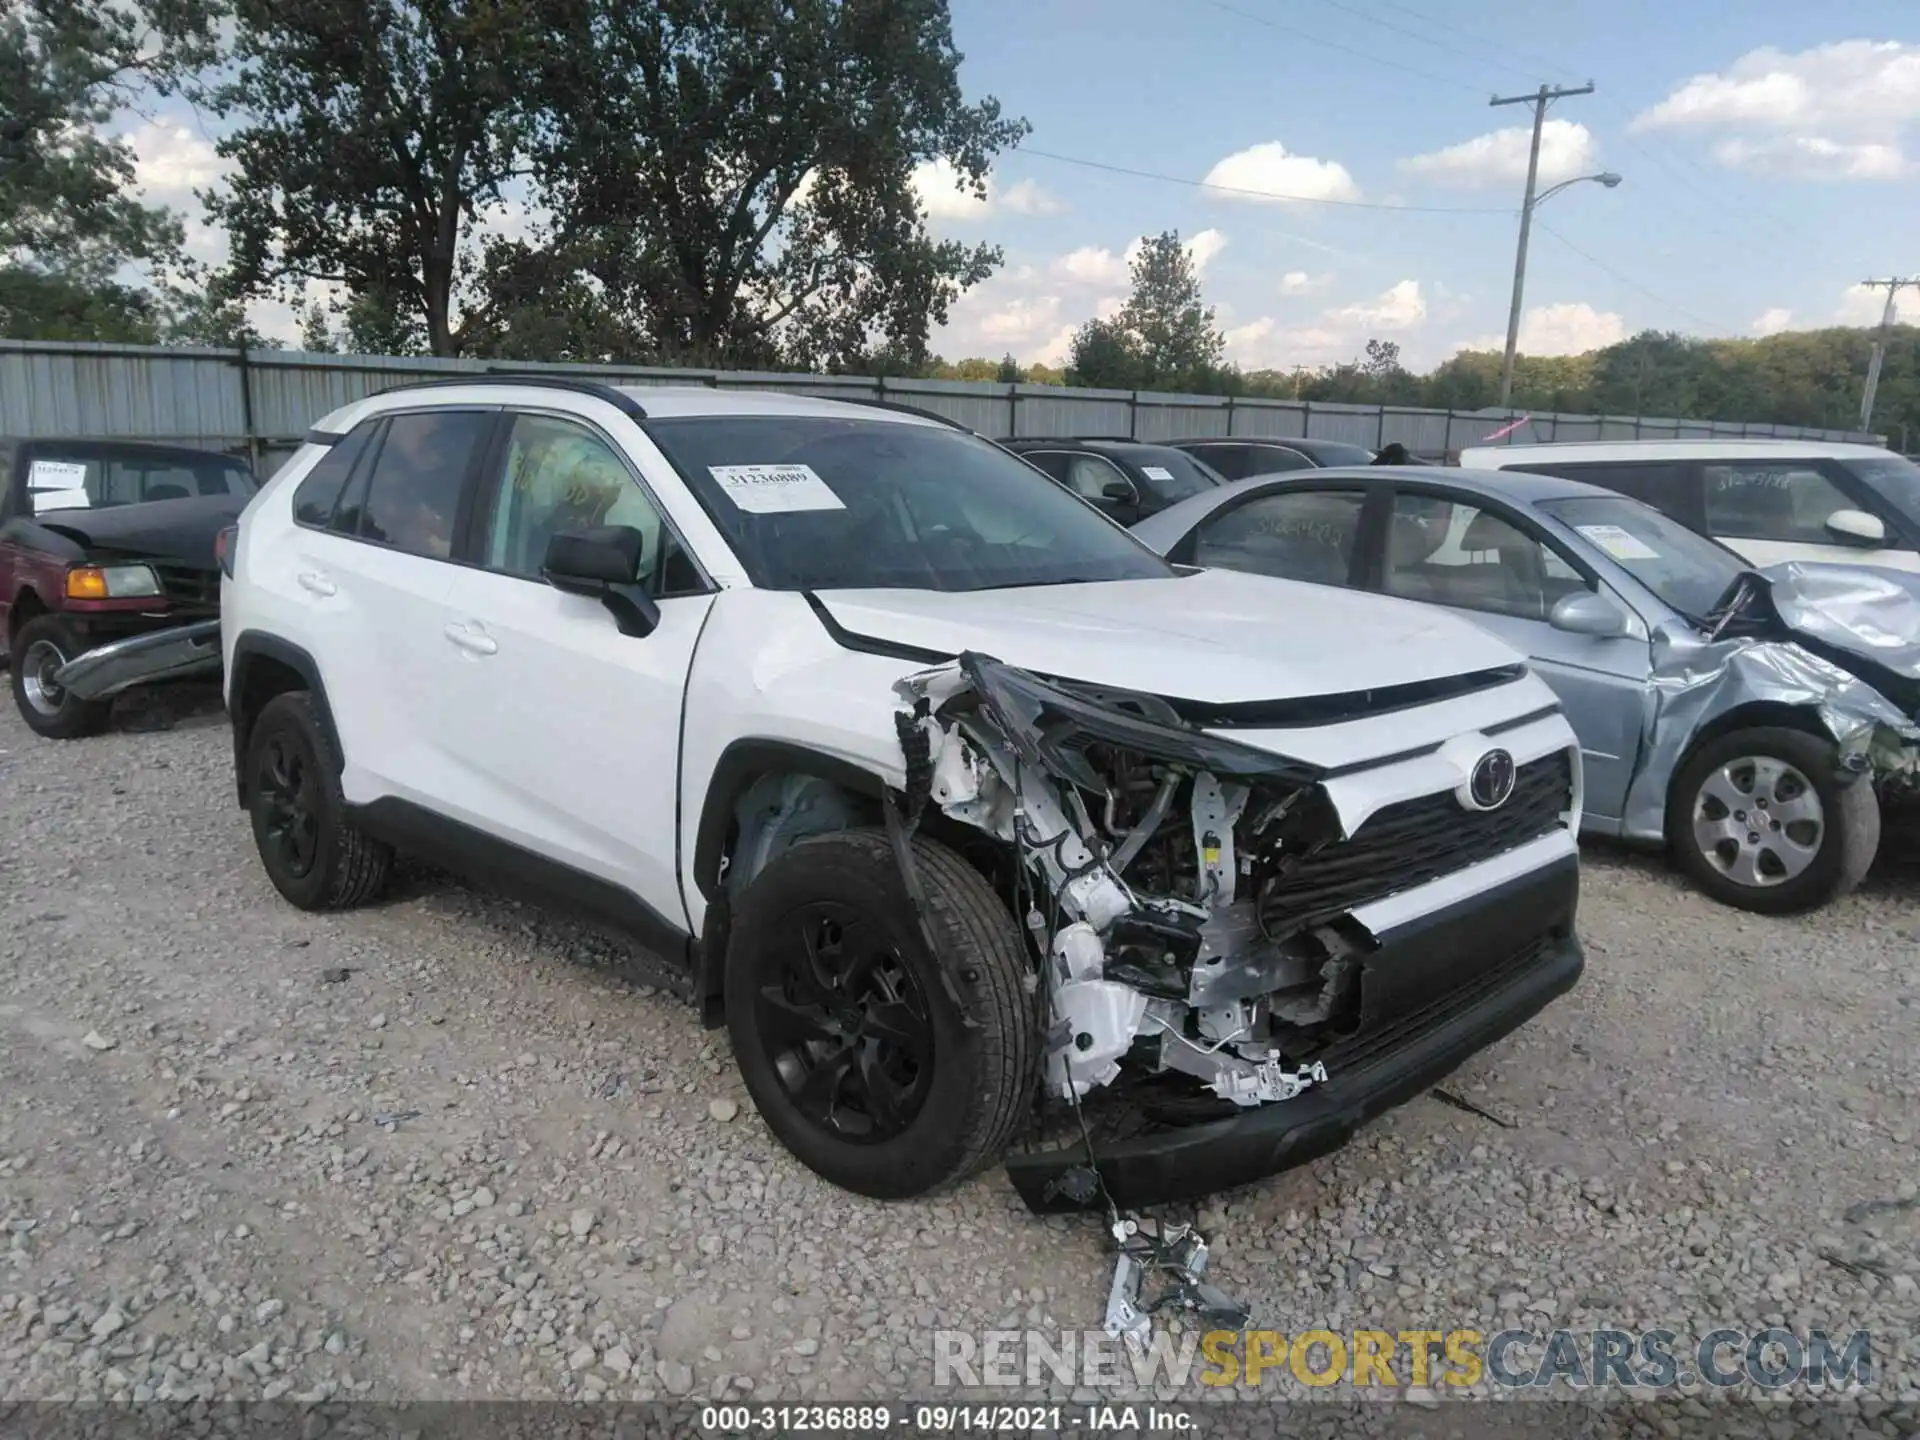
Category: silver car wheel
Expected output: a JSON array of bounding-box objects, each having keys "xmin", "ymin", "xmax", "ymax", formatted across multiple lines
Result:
[
  {"xmin": 20, "ymin": 637, "xmax": 70, "ymax": 717},
  {"xmin": 1691, "ymin": 756, "xmax": 1825, "ymax": 888}
]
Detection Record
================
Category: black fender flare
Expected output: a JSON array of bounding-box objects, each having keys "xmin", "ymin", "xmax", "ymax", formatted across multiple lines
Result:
[
  {"xmin": 689, "ymin": 739, "xmax": 890, "ymax": 1024},
  {"xmin": 226, "ymin": 631, "xmax": 343, "ymax": 806}
]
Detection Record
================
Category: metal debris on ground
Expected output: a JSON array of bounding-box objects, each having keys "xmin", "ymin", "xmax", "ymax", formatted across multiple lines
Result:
[
  {"xmin": 1102, "ymin": 1212, "xmax": 1251, "ymax": 1354},
  {"xmin": 319, "ymin": 966, "xmax": 353, "ymax": 984},
  {"xmin": 1432, "ymin": 1086, "xmax": 1519, "ymax": 1127},
  {"xmin": 371, "ymin": 1109, "xmax": 421, "ymax": 1129}
]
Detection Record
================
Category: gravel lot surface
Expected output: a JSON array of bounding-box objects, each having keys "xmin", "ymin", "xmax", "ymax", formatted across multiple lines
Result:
[{"xmin": 2, "ymin": 686, "xmax": 1917, "ymax": 1430}]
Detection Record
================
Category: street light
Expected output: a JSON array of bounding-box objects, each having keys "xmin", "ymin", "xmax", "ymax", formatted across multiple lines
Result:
[{"xmin": 1498, "ymin": 170, "xmax": 1624, "ymax": 407}]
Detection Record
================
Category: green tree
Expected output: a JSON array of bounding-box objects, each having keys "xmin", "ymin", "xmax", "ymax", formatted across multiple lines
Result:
[
  {"xmin": 202, "ymin": 0, "xmax": 548, "ymax": 356},
  {"xmin": 995, "ymin": 352, "xmax": 1020, "ymax": 384},
  {"xmin": 1065, "ymin": 316, "xmax": 1145, "ymax": 390},
  {"xmin": 511, "ymin": 0, "xmax": 1024, "ymax": 370},
  {"xmin": 1116, "ymin": 230, "xmax": 1224, "ymax": 391}
]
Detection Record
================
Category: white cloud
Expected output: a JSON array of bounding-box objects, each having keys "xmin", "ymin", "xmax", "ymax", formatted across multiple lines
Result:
[
  {"xmin": 1459, "ymin": 302, "xmax": 1625, "ymax": 357},
  {"xmin": 1400, "ymin": 120, "xmax": 1599, "ymax": 190},
  {"xmin": 912, "ymin": 158, "xmax": 992, "ymax": 219},
  {"xmin": 1052, "ymin": 245, "xmax": 1128, "ymax": 286},
  {"xmin": 1201, "ymin": 142, "xmax": 1360, "ymax": 204},
  {"xmin": 1330, "ymin": 279, "xmax": 1427, "ymax": 332},
  {"xmin": 1838, "ymin": 283, "xmax": 1899, "ymax": 326},
  {"xmin": 1279, "ymin": 270, "xmax": 1330, "ymax": 296},
  {"xmin": 1750, "ymin": 307, "xmax": 1794, "ymax": 336},
  {"xmin": 1185, "ymin": 228, "xmax": 1227, "ymax": 275},
  {"xmin": 126, "ymin": 120, "xmax": 225, "ymax": 200},
  {"xmin": 1711, "ymin": 135, "xmax": 1906, "ymax": 179},
  {"xmin": 1633, "ymin": 40, "xmax": 1920, "ymax": 179},
  {"xmin": 1000, "ymin": 178, "xmax": 1065, "ymax": 215}
]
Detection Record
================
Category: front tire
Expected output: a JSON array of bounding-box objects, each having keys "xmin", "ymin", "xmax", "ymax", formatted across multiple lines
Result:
[
  {"xmin": 10, "ymin": 616, "xmax": 112, "ymax": 739},
  {"xmin": 1668, "ymin": 726, "xmax": 1879, "ymax": 914},
  {"xmin": 724, "ymin": 829, "xmax": 1036, "ymax": 1199},
  {"xmin": 245, "ymin": 691, "xmax": 393, "ymax": 911}
]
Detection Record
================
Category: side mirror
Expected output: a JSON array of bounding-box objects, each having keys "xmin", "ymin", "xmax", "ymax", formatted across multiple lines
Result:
[
  {"xmin": 1824, "ymin": 508, "xmax": 1886, "ymax": 547},
  {"xmin": 542, "ymin": 524, "xmax": 661, "ymax": 638},
  {"xmin": 1100, "ymin": 479, "xmax": 1136, "ymax": 502},
  {"xmin": 1549, "ymin": 590, "xmax": 1631, "ymax": 638}
]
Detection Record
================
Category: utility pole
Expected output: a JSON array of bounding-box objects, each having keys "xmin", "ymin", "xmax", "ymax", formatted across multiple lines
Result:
[
  {"xmin": 1857, "ymin": 276, "xmax": 1917, "ymax": 433},
  {"xmin": 1492, "ymin": 82, "xmax": 1596, "ymax": 409}
]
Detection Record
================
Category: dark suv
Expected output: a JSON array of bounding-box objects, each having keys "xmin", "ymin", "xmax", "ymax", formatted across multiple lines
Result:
[
  {"xmin": 998, "ymin": 438, "xmax": 1223, "ymax": 523},
  {"xmin": 0, "ymin": 438, "xmax": 255, "ymax": 736},
  {"xmin": 1167, "ymin": 436, "xmax": 1383, "ymax": 478}
]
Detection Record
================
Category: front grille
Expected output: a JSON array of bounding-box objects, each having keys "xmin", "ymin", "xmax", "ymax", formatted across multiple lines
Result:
[
  {"xmin": 1257, "ymin": 749, "xmax": 1572, "ymax": 939},
  {"xmin": 152, "ymin": 563, "xmax": 219, "ymax": 608}
]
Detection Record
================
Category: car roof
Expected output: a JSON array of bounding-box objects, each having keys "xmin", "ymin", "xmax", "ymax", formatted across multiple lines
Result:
[
  {"xmin": 312, "ymin": 382, "xmax": 955, "ymax": 437},
  {"xmin": 1003, "ymin": 437, "xmax": 1185, "ymax": 454},
  {"xmin": 1461, "ymin": 438, "xmax": 1894, "ymax": 466},
  {"xmin": 5, "ymin": 437, "xmax": 245, "ymax": 460},
  {"xmin": 1174, "ymin": 435, "xmax": 1373, "ymax": 456}
]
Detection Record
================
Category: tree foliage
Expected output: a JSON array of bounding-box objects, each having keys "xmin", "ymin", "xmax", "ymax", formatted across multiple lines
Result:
[{"xmin": 1065, "ymin": 231, "xmax": 1227, "ymax": 392}]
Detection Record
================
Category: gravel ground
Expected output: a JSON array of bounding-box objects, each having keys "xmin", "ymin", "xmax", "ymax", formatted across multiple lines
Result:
[{"xmin": 2, "ymin": 685, "xmax": 1918, "ymax": 1430}]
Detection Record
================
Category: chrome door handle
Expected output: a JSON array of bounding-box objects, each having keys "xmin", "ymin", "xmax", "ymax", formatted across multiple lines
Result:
[
  {"xmin": 297, "ymin": 571, "xmax": 337, "ymax": 597},
  {"xmin": 444, "ymin": 621, "xmax": 498, "ymax": 656}
]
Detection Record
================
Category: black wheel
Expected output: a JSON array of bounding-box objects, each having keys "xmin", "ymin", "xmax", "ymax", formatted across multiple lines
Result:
[
  {"xmin": 1668, "ymin": 726, "xmax": 1879, "ymax": 914},
  {"xmin": 724, "ymin": 829, "xmax": 1036, "ymax": 1199},
  {"xmin": 246, "ymin": 691, "xmax": 393, "ymax": 911},
  {"xmin": 10, "ymin": 616, "xmax": 112, "ymax": 739}
]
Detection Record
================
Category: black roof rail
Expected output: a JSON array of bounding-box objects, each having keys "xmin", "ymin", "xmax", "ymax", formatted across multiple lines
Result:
[
  {"xmin": 375, "ymin": 372, "xmax": 649, "ymax": 419},
  {"xmin": 835, "ymin": 396, "xmax": 973, "ymax": 431}
]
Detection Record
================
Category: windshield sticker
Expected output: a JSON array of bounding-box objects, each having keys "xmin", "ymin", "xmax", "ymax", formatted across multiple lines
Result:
[
  {"xmin": 28, "ymin": 459, "xmax": 90, "ymax": 510},
  {"xmin": 708, "ymin": 463, "xmax": 846, "ymax": 515},
  {"xmin": 1577, "ymin": 523, "xmax": 1659, "ymax": 561},
  {"xmin": 1140, "ymin": 466, "xmax": 1175, "ymax": 482}
]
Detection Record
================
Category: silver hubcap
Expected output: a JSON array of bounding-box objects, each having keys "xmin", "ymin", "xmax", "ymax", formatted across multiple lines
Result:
[
  {"xmin": 20, "ymin": 638, "xmax": 70, "ymax": 717},
  {"xmin": 1692, "ymin": 756, "xmax": 1824, "ymax": 888}
]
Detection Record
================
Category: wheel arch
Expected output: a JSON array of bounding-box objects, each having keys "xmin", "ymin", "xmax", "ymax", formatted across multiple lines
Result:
[
  {"xmin": 6, "ymin": 585, "xmax": 48, "ymax": 645},
  {"xmin": 690, "ymin": 740, "xmax": 894, "ymax": 1027},
  {"xmin": 1665, "ymin": 700, "xmax": 1836, "ymax": 813},
  {"xmin": 228, "ymin": 632, "xmax": 341, "ymax": 808}
]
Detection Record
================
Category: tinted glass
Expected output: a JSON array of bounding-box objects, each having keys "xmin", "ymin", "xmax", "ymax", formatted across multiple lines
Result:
[
  {"xmin": 1192, "ymin": 489, "xmax": 1365, "ymax": 587},
  {"xmin": 1127, "ymin": 449, "xmax": 1220, "ymax": 503},
  {"xmin": 1844, "ymin": 455, "xmax": 1920, "ymax": 532},
  {"xmin": 1513, "ymin": 461, "xmax": 1695, "ymax": 521},
  {"xmin": 1063, "ymin": 453, "xmax": 1130, "ymax": 500},
  {"xmin": 1538, "ymin": 494, "xmax": 1744, "ymax": 621},
  {"xmin": 647, "ymin": 417, "xmax": 1172, "ymax": 592},
  {"xmin": 1239, "ymin": 444, "xmax": 1314, "ymax": 476},
  {"xmin": 1183, "ymin": 443, "xmax": 1250, "ymax": 480},
  {"xmin": 1018, "ymin": 450, "xmax": 1071, "ymax": 483},
  {"xmin": 1295, "ymin": 440, "xmax": 1374, "ymax": 467},
  {"xmin": 355, "ymin": 410, "xmax": 489, "ymax": 559},
  {"xmin": 26, "ymin": 449, "xmax": 254, "ymax": 515},
  {"xmin": 1703, "ymin": 461, "xmax": 1853, "ymax": 543},
  {"xmin": 482, "ymin": 413, "xmax": 699, "ymax": 593},
  {"xmin": 293, "ymin": 425, "xmax": 375, "ymax": 528},
  {"xmin": 1386, "ymin": 494, "xmax": 1588, "ymax": 620}
]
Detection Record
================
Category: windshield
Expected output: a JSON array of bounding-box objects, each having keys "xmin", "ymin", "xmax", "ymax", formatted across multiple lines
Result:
[
  {"xmin": 1845, "ymin": 454, "xmax": 1920, "ymax": 529},
  {"xmin": 647, "ymin": 416, "xmax": 1176, "ymax": 592},
  {"xmin": 27, "ymin": 449, "xmax": 256, "ymax": 515},
  {"xmin": 1128, "ymin": 448, "xmax": 1221, "ymax": 504},
  {"xmin": 1538, "ymin": 494, "xmax": 1746, "ymax": 621}
]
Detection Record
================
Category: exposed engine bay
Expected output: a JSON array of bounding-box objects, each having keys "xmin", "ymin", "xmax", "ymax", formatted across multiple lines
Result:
[{"xmin": 892, "ymin": 653, "xmax": 1556, "ymax": 1116}]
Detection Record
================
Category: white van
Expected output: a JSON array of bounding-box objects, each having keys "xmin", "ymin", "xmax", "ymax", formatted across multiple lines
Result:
[{"xmin": 1459, "ymin": 440, "xmax": 1920, "ymax": 573}]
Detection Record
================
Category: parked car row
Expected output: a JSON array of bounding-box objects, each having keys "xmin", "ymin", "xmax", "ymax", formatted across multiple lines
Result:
[{"xmin": 3, "ymin": 389, "xmax": 1915, "ymax": 1214}]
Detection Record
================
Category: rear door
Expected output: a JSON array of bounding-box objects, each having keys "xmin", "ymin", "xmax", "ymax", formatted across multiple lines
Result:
[{"xmin": 1376, "ymin": 484, "xmax": 1653, "ymax": 826}]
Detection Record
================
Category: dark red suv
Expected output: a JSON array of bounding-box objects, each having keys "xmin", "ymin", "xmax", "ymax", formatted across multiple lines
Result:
[{"xmin": 0, "ymin": 438, "xmax": 255, "ymax": 737}]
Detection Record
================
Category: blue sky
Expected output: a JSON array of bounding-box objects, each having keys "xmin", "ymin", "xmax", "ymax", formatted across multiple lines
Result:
[{"xmin": 119, "ymin": 0, "xmax": 1919, "ymax": 368}]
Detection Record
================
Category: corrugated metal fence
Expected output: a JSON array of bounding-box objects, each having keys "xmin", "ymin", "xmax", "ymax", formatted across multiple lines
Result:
[{"xmin": 0, "ymin": 339, "xmax": 1885, "ymax": 476}]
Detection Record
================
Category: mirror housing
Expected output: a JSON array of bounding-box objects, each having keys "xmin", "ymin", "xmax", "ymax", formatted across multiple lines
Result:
[
  {"xmin": 542, "ymin": 525, "xmax": 661, "ymax": 638},
  {"xmin": 1549, "ymin": 590, "xmax": 1631, "ymax": 638},
  {"xmin": 1824, "ymin": 508, "xmax": 1886, "ymax": 547},
  {"xmin": 1100, "ymin": 478, "xmax": 1136, "ymax": 502}
]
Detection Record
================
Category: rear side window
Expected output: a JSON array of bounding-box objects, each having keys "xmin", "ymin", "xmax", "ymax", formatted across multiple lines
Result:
[
  {"xmin": 292, "ymin": 425, "xmax": 376, "ymax": 528},
  {"xmin": 1192, "ymin": 489, "xmax": 1366, "ymax": 587},
  {"xmin": 1508, "ymin": 461, "xmax": 1698, "ymax": 524},
  {"xmin": 1241, "ymin": 445, "xmax": 1315, "ymax": 476},
  {"xmin": 352, "ymin": 410, "xmax": 491, "ymax": 559}
]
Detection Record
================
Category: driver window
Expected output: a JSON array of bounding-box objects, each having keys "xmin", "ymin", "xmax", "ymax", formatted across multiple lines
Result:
[
  {"xmin": 483, "ymin": 413, "xmax": 696, "ymax": 591},
  {"xmin": 1385, "ymin": 494, "xmax": 1588, "ymax": 620},
  {"xmin": 1063, "ymin": 454, "xmax": 1130, "ymax": 500},
  {"xmin": 1703, "ymin": 463, "xmax": 1856, "ymax": 543}
]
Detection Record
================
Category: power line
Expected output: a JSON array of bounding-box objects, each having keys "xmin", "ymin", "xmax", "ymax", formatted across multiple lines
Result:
[
  {"xmin": 1013, "ymin": 145, "xmax": 1514, "ymax": 213},
  {"xmin": 1193, "ymin": 0, "xmax": 1485, "ymax": 95},
  {"xmin": 1300, "ymin": 0, "xmax": 1559, "ymax": 85},
  {"xmin": 1534, "ymin": 220, "xmax": 1728, "ymax": 333}
]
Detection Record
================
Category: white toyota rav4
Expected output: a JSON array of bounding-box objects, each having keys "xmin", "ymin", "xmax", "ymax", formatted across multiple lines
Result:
[{"xmin": 220, "ymin": 378, "xmax": 1586, "ymax": 1211}]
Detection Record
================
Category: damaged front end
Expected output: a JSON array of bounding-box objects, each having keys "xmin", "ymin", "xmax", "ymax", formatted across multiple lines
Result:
[{"xmin": 894, "ymin": 653, "xmax": 1580, "ymax": 1214}]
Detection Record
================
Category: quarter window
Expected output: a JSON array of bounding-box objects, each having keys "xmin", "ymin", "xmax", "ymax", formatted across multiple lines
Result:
[
  {"xmin": 293, "ymin": 424, "xmax": 376, "ymax": 528},
  {"xmin": 1385, "ymin": 494, "xmax": 1587, "ymax": 620},
  {"xmin": 1703, "ymin": 462, "xmax": 1857, "ymax": 543},
  {"xmin": 480, "ymin": 413, "xmax": 699, "ymax": 592},
  {"xmin": 1192, "ymin": 489, "xmax": 1365, "ymax": 587},
  {"xmin": 349, "ymin": 410, "xmax": 490, "ymax": 559}
]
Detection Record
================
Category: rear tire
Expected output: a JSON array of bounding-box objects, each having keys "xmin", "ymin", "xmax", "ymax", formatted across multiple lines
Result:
[
  {"xmin": 1668, "ymin": 726, "xmax": 1878, "ymax": 914},
  {"xmin": 724, "ymin": 829, "xmax": 1036, "ymax": 1199},
  {"xmin": 246, "ymin": 691, "xmax": 393, "ymax": 910},
  {"xmin": 10, "ymin": 616, "xmax": 112, "ymax": 739}
]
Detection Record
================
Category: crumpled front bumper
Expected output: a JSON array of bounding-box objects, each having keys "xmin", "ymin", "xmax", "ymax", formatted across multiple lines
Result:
[
  {"xmin": 1006, "ymin": 849, "xmax": 1584, "ymax": 1213},
  {"xmin": 52, "ymin": 619, "xmax": 223, "ymax": 702}
]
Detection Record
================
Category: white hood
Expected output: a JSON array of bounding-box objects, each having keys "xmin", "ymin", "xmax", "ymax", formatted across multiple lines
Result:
[{"xmin": 812, "ymin": 568, "xmax": 1522, "ymax": 706}]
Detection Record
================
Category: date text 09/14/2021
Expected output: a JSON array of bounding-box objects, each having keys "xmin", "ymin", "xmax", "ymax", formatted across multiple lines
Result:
[{"xmin": 700, "ymin": 1404, "xmax": 1197, "ymax": 1433}]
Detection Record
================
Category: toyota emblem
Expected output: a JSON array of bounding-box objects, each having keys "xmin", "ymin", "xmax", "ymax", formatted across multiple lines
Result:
[{"xmin": 1465, "ymin": 748, "xmax": 1518, "ymax": 811}]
